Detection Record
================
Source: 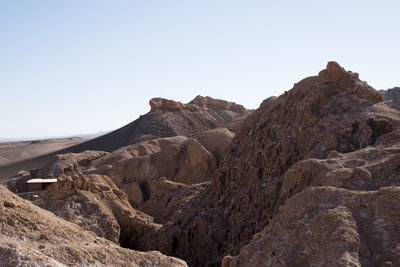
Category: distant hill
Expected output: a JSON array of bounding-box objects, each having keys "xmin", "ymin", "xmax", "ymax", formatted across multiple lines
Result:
[
  {"xmin": 380, "ymin": 87, "xmax": 400, "ymax": 110},
  {"xmin": 0, "ymin": 137, "xmax": 89, "ymax": 166},
  {"xmin": 0, "ymin": 131, "xmax": 109, "ymax": 143},
  {"xmin": 0, "ymin": 96, "xmax": 248, "ymax": 181}
]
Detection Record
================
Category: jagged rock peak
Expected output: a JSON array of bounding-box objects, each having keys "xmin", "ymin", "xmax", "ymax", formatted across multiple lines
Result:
[
  {"xmin": 317, "ymin": 61, "xmax": 383, "ymax": 102},
  {"xmin": 380, "ymin": 87, "xmax": 400, "ymax": 99},
  {"xmin": 259, "ymin": 96, "xmax": 277, "ymax": 107},
  {"xmin": 149, "ymin": 95, "xmax": 246, "ymax": 113}
]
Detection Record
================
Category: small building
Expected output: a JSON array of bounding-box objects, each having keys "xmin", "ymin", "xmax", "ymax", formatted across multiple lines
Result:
[{"xmin": 26, "ymin": 178, "xmax": 57, "ymax": 191}]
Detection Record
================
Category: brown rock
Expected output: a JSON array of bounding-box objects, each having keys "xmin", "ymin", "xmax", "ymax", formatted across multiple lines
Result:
[
  {"xmin": 222, "ymin": 187, "xmax": 400, "ymax": 267},
  {"xmin": 138, "ymin": 177, "xmax": 208, "ymax": 223},
  {"xmin": 0, "ymin": 95, "xmax": 249, "ymax": 179},
  {"xmin": 39, "ymin": 150, "xmax": 109, "ymax": 178},
  {"xmin": 150, "ymin": 95, "xmax": 247, "ymax": 114},
  {"xmin": 151, "ymin": 62, "xmax": 399, "ymax": 266},
  {"xmin": 259, "ymin": 96, "xmax": 278, "ymax": 107},
  {"xmin": 149, "ymin": 98, "xmax": 200, "ymax": 112},
  {"xmin": 47, "ymin": 129, "xmax": 234, "ymax": 208},
  {"xmin": 380, "ymin": 87, "xmax": 400, "ymax": 110},
  {"xmin": 35, "ymin": 172, "xmax": 160, "ymax": 250},
  {"xmin": 0, "ymin": 185, "xmax": 187, "ymax": 266}
]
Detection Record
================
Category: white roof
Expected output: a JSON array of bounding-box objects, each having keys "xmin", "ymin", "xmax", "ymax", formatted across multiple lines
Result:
[{"xmin": 27, "ymin": 178, "xmax": 57, "ymax": 184}]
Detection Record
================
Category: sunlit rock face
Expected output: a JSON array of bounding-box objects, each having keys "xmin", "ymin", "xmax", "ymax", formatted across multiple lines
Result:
[{"xmin": 151, "ymin": 62, "xmax": 400, "ymax": 266}]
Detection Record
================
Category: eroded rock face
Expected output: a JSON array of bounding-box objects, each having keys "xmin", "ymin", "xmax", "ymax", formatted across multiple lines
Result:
[
  {"xmin": 222, "ymin": 187, "xmax": 400, "ymax": 267},
  {"xmin": 380, "ymin": 87, "xmax": 400, "ymax": 111},
  {"xmin": 0, "ymin": 96, "xmax": 249, "ymax": 179},
  {"xmin": 150, "ymin": 95, "xmax": 247, "ymax": 114},
  {"xmin": 151, "ymin": 62, "xmax": 400, "ymax": 266},
  {"xmin": 39, "ymin": 128, "xmax": 233, "ymax": 207},
  {"xmin": 5, "ymin": 63, "xmax": 399, "ymax": 267},
  {"xmin": 132, "ymin": 95, "xmax": 247, "ymax": 145},
  {"xmin": 138, "ymin": 177, "xmax": 209, "ymax": 224},
  {"xmin": 39, "ymin": 150, "xmax": 109, "ymax": 178},
  {"xmin": 35, "ymin": 172, "xmax": 160, "ymax": 251},
  {"xmin": 0, "ymin": 185, "xmax": 187, "ymax": 267},
  {"xmin": 278, "ymin": 139, "xmax": 400, "ymax": 203},
  {"xmin": 5, "ymin": 170, "xmax": 32, "ymax": 193},
  {"xmin": 259, "ymin": 96, "xmax": 277, "ymax": 107},
  {"xmin": 32, "ymin": 128, "xmax": 234, "ymax": 248}
]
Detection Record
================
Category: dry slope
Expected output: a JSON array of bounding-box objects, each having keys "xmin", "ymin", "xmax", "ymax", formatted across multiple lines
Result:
[
  {"xmin": 0, "ymin": 185, "xmax": 187, "ymax": 266},
  {"xmin": 150, "ymin": 62, "xmax": 400, "ymax": 266},
  {"xmin": 0, "ymin": 95, "xmax": 247, "ymax": 180}
]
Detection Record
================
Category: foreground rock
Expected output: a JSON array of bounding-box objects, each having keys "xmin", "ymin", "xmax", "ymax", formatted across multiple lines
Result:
[
  {"xmin": 38, "ymin": 128, "xmax": 234, "ymax": 209},
  {"xmin": 35, "ymin": 172, "xmax": 160, "ymax": 251},
  {"xmin": 5, "ymin": 63, "xmax": 399, "ymax": 267},
  {"xmin": 31, "ymin": 129, "xmax": 226, "ymax": 246},
  {"xmin": 223, "ymin": 186, "xmax": 400, "ymax": 267},
  {"xmin": 0, "ymin": 185, "xmax": 187, "ymax": 266},
  {"xmin": 150, "ymin": 62, "xmax": 400, "ymax": 266}
]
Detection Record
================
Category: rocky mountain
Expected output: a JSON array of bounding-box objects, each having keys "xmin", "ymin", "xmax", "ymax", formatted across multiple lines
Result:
[
  {"xmin": 2, "ymin": 62, "xmax": 400, "ymax": 267},
  {"xmin": 148, "ymin": 62, "xmax": 400, "ymax": 266},
  {"xmin": 0, "ymin": 95, "xmax": 248, "ymax": 180},
  {"xmin": 4, "ymin": 126, "xmax": 234, "ymax": 253},
  {"xmin": 0, "ymin": 184, "xmax": 187, "ymax": 266}
]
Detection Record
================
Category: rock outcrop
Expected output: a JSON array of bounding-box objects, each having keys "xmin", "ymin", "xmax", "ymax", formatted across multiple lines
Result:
[
  {"xmin": 68, "ymin": 95, "xmax": 248, "ymax": 153},
  {"xmin": 38, "ymin": 150, "xmax": 109, "ymax": 178},
  {"xmin": 38, "ymin": 128, "xmax": 234, "ymax": 208},
  {"xmin": 4, "ymin": 62, "xmax": 399, "ymax": 267},
  {"xmin": 259, "ymin": 96, "xmax": 277, "ymax": 107},
  {"xmin": 222, "ymin": 186, "xmax": 400, "ymax": 267},
  {"xmin": 35, "ymin": 172, "xmax": 160, "ymax": 251},
  {"xmin": 0, "ymin": 185, "xmax": 187, "ymax": 266},
  {"xmin": 150, "ymin": 62, "xmax": 400, "ymax": 266},
  {"xmin": 31, "ymin": 128, "xmax": 234, "ymax": 247},
  {"xmin": 150, "ymin": 95, "xmax": 246, "ymax": 114},
  {"xmin": 380, "ymin": 87, "xmax": 400, "ymax": 110},
  {"xmin": 0, "ymin": 95, "xmax": 249, "ymax": 180}
]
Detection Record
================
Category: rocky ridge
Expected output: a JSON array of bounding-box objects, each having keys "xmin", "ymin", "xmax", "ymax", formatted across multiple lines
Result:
[
  {"xmin": 149, "ymin": 62, "xmax": 400, "ymax": 266},
  {"xmin": 223, "ymin": 186, "xmax": 400, "ymax": 267},
  {"xmin": 20, "ymin": 127, "xmax": 234, "ymax": 251},
  {"xmin": 3, "ymin": 62, "xmax": 400, "ymax": 267},
  {"xmin": 380, "ymin": 87, "xmax": 400, "ymax": 111},
  {"xmin": 0, "ymin": 95, "xmax": 248, "ymax": 179}
]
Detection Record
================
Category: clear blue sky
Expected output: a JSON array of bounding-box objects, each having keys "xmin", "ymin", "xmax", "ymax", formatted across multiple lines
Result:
[{"xmin": 1, "ymin": 0, "xmax": 399, "ymax": 139}]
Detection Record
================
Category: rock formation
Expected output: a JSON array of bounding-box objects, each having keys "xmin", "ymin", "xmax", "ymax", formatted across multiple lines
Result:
[
  {"xmin": 3, "ymin": 62, "xmax": 400, "ymax": 267},
  {"xmin": 38, "ymin": 128, "xmax": 234, "ymax": 208},
  {"xmin": 65, "ymin": 95, "xmax": 248, "ymax": 153},
  {"xmin": 0, "ymin": 185, "xmax": 187, "ymax": 266},
  {"xmin": 28, "ymin": 127, "xmax": 233, "ymax": 249},
  {"xmin": 35, "ymin": 172, "xmax": 160, "ymax": 251},
  {"xmin": 259, "ymin": 96, "xmax": 277, "ymax": 107},
  {"xmin": 380, "ymin": 87, "xmax": 400, "ymax": 110},
  {"xmin": 0, "ymin": 95, "xmax": 248, "ymax": 180},
  {"xmin": 150, "ymin": 62, "xmax": 400, "ymax": 266},
  {"xmin": 222, "ymin": 186, "xmax": 400, "ymax": 267}
]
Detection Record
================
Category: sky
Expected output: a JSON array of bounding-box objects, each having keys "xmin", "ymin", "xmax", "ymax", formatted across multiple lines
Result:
[{"xmin": 1, "ymin": 0, "xmax": 399, "ymax": 139}]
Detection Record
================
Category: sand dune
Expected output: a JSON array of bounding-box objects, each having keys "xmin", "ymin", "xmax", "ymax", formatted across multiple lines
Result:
[
  {"xmin": 0, "ymin": 137, "xmax": 88, "ymax": 165},
  {"xmin": 0, "ymin": 137, "xmax": 89, "ymax": 181},
  {"xmin": 0, "ymin": 155, "xmax": 9, "ymax": 165}
]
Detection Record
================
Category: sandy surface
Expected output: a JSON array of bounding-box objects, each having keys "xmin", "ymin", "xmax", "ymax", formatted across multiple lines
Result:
[
  {"xmin": 0, "ymin": 137, "xmax": 89, "ymax": 181},
  {"xmin": 0, "ymin": 137, "xmax": 89, "ymax": 166}
]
